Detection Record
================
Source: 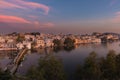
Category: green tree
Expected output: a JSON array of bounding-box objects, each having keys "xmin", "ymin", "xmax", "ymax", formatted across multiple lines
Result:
[
  {"xmin": 75, "ymin": 52, "xmax": 101, "ymax": 80},
  {"xmin": 0, "ymin": 69, "xmax": 12, "ymax": 80},
  {"xmin": 83, "ymin": 51, "xmax": 101, "ymax": 80},
  {"xmin": 16, "ymin": 34, "xmax": 25, "ymax": 42},
  {"xmin": 74, "ymin": 65, "xmax": 84, "ymax": 80},
  {"xmin": 26, "ymin": 66, "xmax": 45, "ymax": 80},
  {"xmin": 100, "ymin": 50, "xmax": 117, "ymax": 80},
  {"xmin": 31, "ymin": 32, "xmax": 40, "ymax": 36},
  {"xmin": 64, "ymin": 37, "xmax": 75, "ymax": 47},
  {"xmin": 75, "ymin": 50, "xmax": 119, "ymax": 80},
  {"xmin": 75, "ymin": 51, "xmax": 101, "ymax": 80},
  {"xmin": 115, "ymin": 54, "xmax": 120, "ymax": 79},
  {"xmin": 53, "ymin": 39, "xmax": 63, "ymax": 52},
  {"xmin": 53, "ymin": 39, "xmax": 62, "ymax": 47},
  {"xmin": 26, "ymin": 55, "xmax": 66, "ymax": 80}
]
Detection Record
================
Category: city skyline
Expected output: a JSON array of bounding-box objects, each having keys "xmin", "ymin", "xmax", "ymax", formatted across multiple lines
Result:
[{"xmin": 0, "ymin": 0, "xmax": 120, "ymax": 34}]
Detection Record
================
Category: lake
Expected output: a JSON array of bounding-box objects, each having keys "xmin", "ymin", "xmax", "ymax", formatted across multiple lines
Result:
[{"xmin": 0, "ymin": 41, "xmax": 120, "ymax": 79}]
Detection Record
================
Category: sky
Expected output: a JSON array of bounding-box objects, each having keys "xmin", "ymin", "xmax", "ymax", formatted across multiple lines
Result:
[{"xmin": 0, "ymin": 0, "xmax": 120, "ymax": 34}]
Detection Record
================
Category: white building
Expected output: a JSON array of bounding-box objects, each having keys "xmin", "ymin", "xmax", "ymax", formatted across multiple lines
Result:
[
  {"xmin": 0, "ymin": 37, "xmax": 5, "ymax": 43},
  {"xmin": 75, "ymin": 38, "xmax": 83, "ymax": 44},
  {"xmin": 23, "ymin": 41, "xmax": 31, "ymax": 49},
  {"xmin": 16, "ymin": 43, "xmax": 24, "ymax": 50},
  {"xmin": 91, "ymin": 38, "xmax": 101, "ymax": 43},
  {"xmin": 25, "ymin": 35, "xmax": 35, "ymax": 41},
  {"xmin": 45, "ymin": 39, "xmax": 54, "ymax": 47},
  {"xmin": 16, "ymin": 41, "xmax": 31, "ymax": 50},
  {"xmin": 7, "ymin": 39, "xmax": 14, "ymax": 43},
  {"xmin": 35, "ymin": 39, "xmax": 45, "ymax": 48}
]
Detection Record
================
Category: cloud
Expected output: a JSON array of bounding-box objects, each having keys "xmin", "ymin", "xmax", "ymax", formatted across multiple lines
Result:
[
  {"xmin": 0, "ymin": 0, "xmax": 24, "ymax": 9},
  {"xmin": 0, "ymin": 0, "xmax": 54, "ymax": 30},
  {"xmin": 0, "ymin": 14, "xmax": 30, "ymax": 23},
  {"xmin": 0, "ymin": 14, "xmax": 54, "ymax": 28},
  {"xmin": 0, "ymin": 0, "xmax": 50, "ymax": 15}
]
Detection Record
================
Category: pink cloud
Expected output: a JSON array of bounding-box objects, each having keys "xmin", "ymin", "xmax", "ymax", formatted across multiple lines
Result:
[
  {"xmin": 0, "ymin": 0, "xmax": 25, "ymax": 9},
  {"xmin": 0, "ymin": 14, "xmax": 54, "ymax": 28},
  {"xmin": 19, "ymin": 0, "xmax": 50, "ymax": 14},
  {"xmin": 0, "ymin": 14, "xmax": 30, "ymax": 23},
  {"xmin": 0, "ymin": 0, "xmax": 50, "ymax": 15}
]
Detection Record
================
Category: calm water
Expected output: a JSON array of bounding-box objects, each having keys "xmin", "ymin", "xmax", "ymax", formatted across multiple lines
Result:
[{"xmin": 0, "ymin": 41, "xmax": 120, "ymax": 79}]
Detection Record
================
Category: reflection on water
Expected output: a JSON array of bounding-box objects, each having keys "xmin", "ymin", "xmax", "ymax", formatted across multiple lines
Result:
[
  {"xmin": 0, "ymin": 50, "xmax": 17, "ymax": 69},
  {"xmin": 0, "ymin": 42, "xmax": 120, "ymax": 77}
]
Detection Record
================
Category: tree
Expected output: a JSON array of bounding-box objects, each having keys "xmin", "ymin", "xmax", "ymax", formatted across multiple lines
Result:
[
  {"xmin": 53, "ymin": 39, "xmax": 63, "ymax": 52},
  {"xmin": 74, "ymin": 50, "xmax": 120, "ymax": 80},
  {"xmin": 26, "ymin": 66, "xmax": 45, "ymax": 80},
  {"xmin": 53, "ymin": 39, "xmax": 62, "ymax": 47},
  {"xmin": 75, "ymin": 52, "xmax": 101, "ymax": 80},
  {"xmin": 100, "ymin": 50, "xmax": 117, "ymax": 80},
  {"xmin": 16, "ymin": 34, "xmax": 25, "ymax": 42},
  {"xmin": 0, "ymin": 69, "xmax": 12, "ymax": 80},
  {"xmin": 115, "ymin": 54, "xmax": 120, "ymax": 79},
  {"xmin": 31, "ymin": 32, "xmax": 40, "ymax": 37},
  {"xmin": 74, "ymin": 65, "xmax": 84, "ymax": 80},
  {"xmin": 83, "ymin": 51, "xmax": 101, "ymax": 80},
  {"xmin": 64, "ymin": 37, "xmax": 75, "ymax": 47},
  {"xmin": 75, "ymin": 51, "xmax": 101, "ymax": 80},
  {"xmin": 26, "ymin": 55, "xmax": 66, "ymax": 80}
]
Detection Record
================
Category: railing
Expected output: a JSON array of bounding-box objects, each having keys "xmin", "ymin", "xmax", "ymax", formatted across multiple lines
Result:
[
  {"xmin": 4, "ymin": 48, "xmax": 28, "ymax": 75},
  {"xmin": 13, "ymin": 48, "xmax": 27, "ymax": 65}
]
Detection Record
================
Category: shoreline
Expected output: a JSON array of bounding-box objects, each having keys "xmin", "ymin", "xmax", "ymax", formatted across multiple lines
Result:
[{"xmin": 0, "ymin": 48, "xmax": 18, "ymax": 51}]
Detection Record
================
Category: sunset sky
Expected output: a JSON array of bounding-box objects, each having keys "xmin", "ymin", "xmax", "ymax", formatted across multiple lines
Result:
[{"xmin": 0, "ymin": 0, "xmax": 120, "ymax": 34}]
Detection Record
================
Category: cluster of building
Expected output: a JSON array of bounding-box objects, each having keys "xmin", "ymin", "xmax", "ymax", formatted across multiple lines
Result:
[
  {"xmin": 0, "ymin": 32, "xmax": 119, "ymax": 50},
  {"xmin": 74, "ymin": 32, "xmax": 119, "ymax": 44}
]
